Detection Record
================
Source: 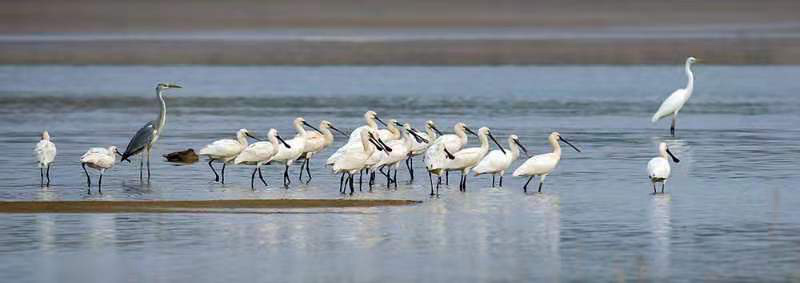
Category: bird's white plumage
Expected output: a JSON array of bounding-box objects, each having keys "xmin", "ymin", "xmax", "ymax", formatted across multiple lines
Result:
[
  {"xmin": 333, "ymin": 130, "xmax": 378, "ymax": 174},
  {"xmin": 440, "ymin": 127, "xmax": 494, "ymax": 175},
  {"xmin": 271, "ymin": 117, "xmax": 308, "ymax": 166},
  {"xmin": 474, "ymin": 135, "xmax": 522, "ymax": 176},
  {"xmin": 373, "ymin": 123, "xmax": 416, "ymax": 170},
  {"xmin": 651, "ymin": 57, "xmax": 696, "ymax": 123},
  {"xmin": 80, "ymin": 146, "xmax": 118, "ymax": 171},
  {"xmin": 235, "ymin": 129, "xmax": 282, "ymax": 166},
  {"xmin": 425, "ymin": 122, "xmax": 471, "ymax": 174},
  {"xmin": 647, "ymin": 157, "xmax": 671, "ymax": 180},
  {"xmin": 198, "ymin": 129, "xmax": 252, "ymax": 162},
  {"xmin": 329, "ymin": 111, "xmax": 383, "ymax": 165},
  {"xmin": 34, "ymin": 131, "xmax": 56, "ymax": 168},
  {"xmin": 513, "ymin": 132, "xmax": 569, "ymax": 177},
  {"xmin": 409, "ymin": 120, "xmax": 439, "ymax": 156}
]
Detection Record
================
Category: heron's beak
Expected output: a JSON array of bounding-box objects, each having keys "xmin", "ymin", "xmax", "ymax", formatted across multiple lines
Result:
[
  {"xmin": 329, "ymin": 125, "xmax": 347, "ymax": 136},
  {"xmin": 464, "ymin": 126, "xmax": 478, "ymax": 137},
  {"xmin": 378, "ymin": 138, "xmax": 392, "ymax": 153},
  {"xmin": 168, "ymin": 84, "xmax": 182, "ymax": 89},
  {"xmin": 666, "ymin": 148, "xmax": 680, "ymax": 163},
  {"xmin": 514, "ymin": 139, "xmax": 529, "ymax": 157},
  {"xmin": 488, "ymin": 132, "xmax": 506, "ymax": 155},
  {"xmin": 407, "ymin": 129, "xmax": 429, "ymax": 144},
  {"xmin": 559, "ymin": 136, "xmax": 581, "ymax": 152},
  {"xmin": 277, "ymin": 134, "xmax": 291, "ymax": 149},
  {"xmin": 375, "ymin": 116, "xmax": 387, "ymax": 127},
  {"xmin": 302, "ymin": 121, "xmax": 322, "ymax": 133},
  {"xmin": 430, "ymin": 125, "xmax": 443, "ymax": 136},
  {"xmin": 245, "ymin": 132, "xmax": 262, "ymax": 141},
  {"xmin": 115, "ymin": 150, "xmax": 123, "ymax": 157}
]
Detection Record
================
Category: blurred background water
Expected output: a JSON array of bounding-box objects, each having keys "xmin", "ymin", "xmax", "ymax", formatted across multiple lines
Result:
[{"xmin": 0, "ymin": 65, "xmax": 799, "ymax": 281}]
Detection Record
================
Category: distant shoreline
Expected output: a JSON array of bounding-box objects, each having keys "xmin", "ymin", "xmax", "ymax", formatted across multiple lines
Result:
[
  {"xmin": 1, "ymin": 37, "xmax": 799, "ymax": 65},
  {"xmin": 0, "ymin": 199, "xmax": 422, "ymax": 213}
]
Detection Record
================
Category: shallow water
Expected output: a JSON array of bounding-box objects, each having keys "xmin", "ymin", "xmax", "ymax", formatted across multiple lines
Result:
[{"xmin": 0, "ymin": 65, "xmax": 799, "ymax": 282}]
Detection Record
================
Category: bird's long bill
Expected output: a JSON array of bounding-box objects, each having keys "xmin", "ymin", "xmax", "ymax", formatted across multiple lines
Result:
[
  {"xmin": 168, "ymin": 84, "xmax": 182, "ymax": 88},
  {"xmin": 378, "ymin": 138, "xmax": 393, "ymax": 152},
  {"xmin": 393, "ymin": 121, "xmax": 404, "ymax": 127},
  {"xmin": 666, "ymin": 148, "xmax": 680, "ymax": 163},
  {"xmin": 430, "ymin": 125, "xmax": 443, "ymax": 136},
  {"xmin": 245, "ymin": 132, "xmax": 263, "ymax": 141},
  {"xmin": 514, "ymin": 139, "xmax": 530, "ymax": 157},
  {"xmin": 407, "ymin": 129, "xmax": 429, "ymax": 144},
  {"xmin": 329, "ymin": 125, "xmax": 347, "ymax": 136},
  {"xmin": 489, "ymin": 133, "xmax": 506, "ymax": 154},
  {"xmin": 464, "ymin": 126, "xmax": 478, "ymax": 137},
  {"xmin": 559, "ymin": 136, "xmax": 582, "ymax": 152},
  {"xmin": 114, "ymin": 149, "xmax": 124, "ymax": 157},
  {"xmin": 375, "ymin": 116, "xmax": 388, "ymax": 127},
  {"xmin": 302, "ymin": 121, "xmax": 322, "ymax": 133},
  {"xmin": 369, "ymin": 137, "xmax": 384, "ymax": 151},
  {"xmin": 276, "ymin": 135, "xmax": 291, "ymax": 149}
]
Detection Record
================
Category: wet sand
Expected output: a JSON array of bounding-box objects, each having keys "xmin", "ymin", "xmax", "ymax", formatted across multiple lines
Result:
[{"xmin": 0, "ymin": 199, "xmax": 422, "ymax": 213}]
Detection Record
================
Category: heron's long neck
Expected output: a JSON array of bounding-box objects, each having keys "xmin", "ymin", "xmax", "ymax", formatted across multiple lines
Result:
[
  {"xmin": 685, "ymin": 62, "xmax": 694, "ymax": 96},
  {"xmin": 156, "ymin": 89, "xmax": 167, "ymax": 130}
]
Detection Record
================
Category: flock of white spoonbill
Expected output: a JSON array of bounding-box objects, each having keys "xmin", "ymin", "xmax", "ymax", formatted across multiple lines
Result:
[{"xmin": 34, "ymin": 57, "xmax": 697, "ymax": 195}]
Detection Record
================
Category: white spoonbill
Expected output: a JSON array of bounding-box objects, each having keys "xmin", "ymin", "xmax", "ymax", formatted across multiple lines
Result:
[
  {"xmin": 652, "ymin": 57, "xmax": 697, "ymax": 136},
  {"xmin": 364, "ymin": 119, "xmax": 402, "ymax": 188},
  {"xmin": 80, "ymin": 146, "xmax": 120, "ymax": 194},
  {"xmin": 198, "ymin": 128, "xmax": 260, "ymax": 184},
  {"xmin": 272, "ymin": 117, "xmax": 319, "ymax": 187},
  {"xmin": 333, "ymin": 130, "xmax": 384, "ymax": 195},
  {"xmin": 513, "ymin": 132, "xmax": 581, "ymax": 193},
  {"xmin": 473, "ymin": 134, "xmax": 529, "ymax": 187},
  {"xmin": 405, "ymin": 120, "xmax": 442, "ymax": 180},
  {"xmin": 298, "ymin": 120, "xmax": 347, "ymax": 182},
  {"xmin": 234, "ymin": 129, "xmax": 292, "ymax": 189},
  {"xmin": 647, "ymin": 142, "xmax": 680, "ymax": 194},
  {"xmin": 120, "ymin": 83, "xmax": 181, "ymax": 181},
  {"xmin": 425, "ymin": 122, "xmax": 478, "ymax": 193},
  {"xmin": 372, "ymin": 122, "xmax": 428, "ymax": 187},
  {"xmin": 441, "ymin": 127, "xmax": 505, "ymax": 193},
  {"xmin": 327, "ymin": 110, "xmax": 387, "ymax": 166},
  {"xmin": 34, "ymin": 131, "xmax": 56, "ymax": 186}
]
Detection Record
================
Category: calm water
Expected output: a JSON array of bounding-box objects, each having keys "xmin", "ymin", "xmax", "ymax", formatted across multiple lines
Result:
[{"xmin": 0, "ymin": 65, "xmax": 799, "ymax": 282}]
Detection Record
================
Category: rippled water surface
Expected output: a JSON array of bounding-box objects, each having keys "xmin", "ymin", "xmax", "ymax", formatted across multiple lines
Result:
[{"xmin": 0, "ymin": 65, "xmax": 799, "ymax": 282}]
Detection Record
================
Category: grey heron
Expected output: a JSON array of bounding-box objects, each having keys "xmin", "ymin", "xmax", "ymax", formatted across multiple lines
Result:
[{"xmin": 120, "ymin": 83, "xmax": 181, "ymax": 181}]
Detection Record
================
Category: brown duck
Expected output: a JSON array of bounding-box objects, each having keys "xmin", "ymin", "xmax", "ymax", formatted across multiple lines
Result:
[{"xmin": 163, "ymin": 148, "xmax": 199, "ymax": 164}]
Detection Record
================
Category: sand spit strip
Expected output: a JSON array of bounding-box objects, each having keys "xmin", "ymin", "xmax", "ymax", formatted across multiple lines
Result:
[{"xmin": 0, "ymin": 199, "xmax": 422, "ymax": 214}]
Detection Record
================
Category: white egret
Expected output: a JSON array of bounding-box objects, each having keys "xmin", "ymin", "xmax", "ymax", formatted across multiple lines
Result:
[
  {"xmin": 298, "ymin": 120, "xmax": 347, "ymax": 182},
  {"xmin": 327, "ymin": 110, "xmax": 387, "ymax": 166},
  {"xmin": 647, "ymin": 142, "xmax": 680, "ymax": 194},
  {"xmin": 473, "ymin": 134, "xmax": 529, "ymax": 187},
  {"xmin": 80, "ymin": 146, "xmax": 120, "ymax": 194},
  {"xmin": 272, "ymin": 117, "xmax": 319, "ymax": 187},
  {"xmin": 425, "ymin": 122, "xmax": 478, "ymax": 194},
  {"xmin": 513, "ymin": 132, "xmax": 581, "ymax": 193},
  {"xmin": 440, "ymin": 127, "xmax": 504, "ymax": 192},
  {"xmin": 34, "ymin": 131, "xmax": 56, "ymax": 186},
  {"xmin": 405, "ymin": 120, "xmax": 442, "ymax": 180},
  {"xmin": 120, "ymin": 83, "xmax": 181, "ymax": 181},
  {"xmin": 198, "ymin": 128, "xmax": 259, "ymax": 184},
  {"xmin": 652, "ymin": 57, "xmax": 697, "ymax": 136},
  {"xmin": 234, "ymin": 129, "xmax": 292, "ymax": 189},
  {"xmin": 333, "ymin": 130, "xmax": 384, "ymax": 195},
  {"xmin": 372, "ymin": 122, "xmax": 428, "ymax": 187}
]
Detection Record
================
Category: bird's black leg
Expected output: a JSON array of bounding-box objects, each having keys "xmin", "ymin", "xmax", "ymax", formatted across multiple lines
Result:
[
  {"xmin": 251, "ymin": 167, "xmax": 257, "ymax": 190},
  {"xmin": 40, "ymin": 168, "xmax": 44, "ymax": 185},
  {"xmin": 82, "ymin": 163, "xmax": 91, "ymax": 188},
  {"xmin": 221, "ymin": 163, "xmax": 226, "ymax": 184},
  {"xmin": 139, "ymin": 154, "xmax": 144, "ymax": 180},
  {"xmin": 538, "ymin": 181, "xmax": 544, "ymax": 193},
  {"xmin": 208, "ymin": 160, "xmax": 219, "ymax": 182},
  {"xmin": 305, "ymin": 158, "xmax": 312, "ymax": 182},
  {"xmin": 671, "ymin": 116, "xmax": 677, "ymax": 136},
  {"xmin": 499, "ymin": 175, "xmax": 503, "ymax": 187},
  {"xmin": 446, "ymin": 171, "xmax": 449, "ymax": 185},
  {"xmin": 661, "ymin": 183, "xmax": 665, "ymax": 194},
  {"xmin": 146, "ymin": 147, "xmax": 151, "ymax": 182},
  {"xmin": 258, "ymin": 167, "xmax": 268, "ymax": 186},
  {"xmin": 492, "ymin": 175, "xmax": 495, "ymax": 187},
  {"xmin": 428, "ymin": 171, "xmax": 435, "ymax": 196},
  {"xmin": 283, "ymin": 164, "xmax": 290, "ymax": 187},
  {"xmin": 393, "ymin": 168, "xmax": 397, "ymax": 187},
  {"xmin": 46, "ymin": 165, "xmax": 51, "ymax": 186},
  {"xmin": 298, "ymin": 159, "xmax": 305, "ymax": 182},
  {"xmin": 653, "ymin": 183, "xmax": 657, "ymax": 194},
  {"xmin": 339, "ymin": 172, "xmax": 345, "ymax": 193},
  {"xmin": 349, "ymin": 173, "xmax": 355, "ymax": 195},
  {"xmin": 98, "ymin": 172, "xmax": 103, "ymax": 194},
  {"xmin": 523, "ymin": 176, "xmax": 534, "ymax": 193}
]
